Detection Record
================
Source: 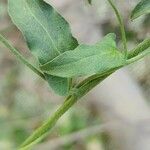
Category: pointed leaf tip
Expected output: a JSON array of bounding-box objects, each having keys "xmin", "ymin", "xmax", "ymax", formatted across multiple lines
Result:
[{"xmin": 131, "ymin": 0, "xmax": 150, "ymax": 20}]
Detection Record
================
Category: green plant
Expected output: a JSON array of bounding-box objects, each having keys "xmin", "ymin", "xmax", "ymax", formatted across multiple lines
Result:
[{"xmin": 0, "ymin": 0, "xmax": 150, "ymax": 149}]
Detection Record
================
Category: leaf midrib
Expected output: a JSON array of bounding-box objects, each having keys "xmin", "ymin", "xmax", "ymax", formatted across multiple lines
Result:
[
  {"xmin": 42, "ymin": 49, "xmax": 124, "ymax": 69},
  {"xmin": 25, "ymin": 0, "xmax": 61, "ymax": 55}
]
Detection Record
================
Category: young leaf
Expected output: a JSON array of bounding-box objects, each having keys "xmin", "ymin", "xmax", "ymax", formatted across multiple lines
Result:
[
  {"xmin": 131, "ymin": 0, "xmax": 150, "ymax": 20},
  {"xmin": 8, "ymin": 0, "xmax": 78, "ymax": 96},
  {"xmin": 40, "ymin": 33, "xmax": 126, "ymax": 78}
]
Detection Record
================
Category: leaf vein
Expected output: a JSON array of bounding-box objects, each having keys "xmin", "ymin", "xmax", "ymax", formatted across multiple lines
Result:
[{"xmin": 25, "ymin": 0, "xmax": 61, "ymax": 55}]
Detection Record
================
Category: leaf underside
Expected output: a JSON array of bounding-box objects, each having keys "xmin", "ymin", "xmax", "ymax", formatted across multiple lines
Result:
[
  {"xmin": 8, "ymin": 0, "xmax": 78, "ymax": 96},
  {"xmin": 40, "ymin": 33, "xmax": 126, "ymax": 78},
  {"xmin": 131, "ymin": 0, "xmax": 150, "ymax": 20}
]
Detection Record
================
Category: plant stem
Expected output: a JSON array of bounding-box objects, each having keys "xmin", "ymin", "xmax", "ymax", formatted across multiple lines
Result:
[
  {"xmin": 126, "ymin": 48, "xmax": 150, "ymax": 65},
  {"xmin": 127, "ymin": 38, "xmax": 150, "ymax": 59},
  {"xmin": 19, "ymin": 40, "xmax": 150, "ymax": 149},
  {"xmin": 0, "ymin": 34, "xmax": 46, "ymax": 80},
  {"xmin": 107, "ymin": 0, "xmax": 127, "ymax": 55},
  {"xmin": 20, "ymin": 71, "xmax": 112, "ymax": 150},
  {"xmin": 36, "ymin": 123, "xmax": 109, "ymax": 149},
  {"xmin": 20, "ymin": 96, "xmax": 77, "ymax": 149}
]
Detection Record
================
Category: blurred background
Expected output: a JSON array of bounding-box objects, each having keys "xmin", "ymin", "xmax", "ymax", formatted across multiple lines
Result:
[{"xmin": 0, "ymin": 0, "xmax": 150, "ymax": 150}]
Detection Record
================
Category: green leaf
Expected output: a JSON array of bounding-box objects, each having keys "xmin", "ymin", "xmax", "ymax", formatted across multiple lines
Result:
[
  {"xmin": 8, "ymin": 0, "xmax": 78, "ymax": 96},
  {"xmin": 40, "ymin": 33, "xmax": 126, "ymax": 78},
  {"xmin": 131, "ymin": 0, "xmax": 150, "ymax": 20}
]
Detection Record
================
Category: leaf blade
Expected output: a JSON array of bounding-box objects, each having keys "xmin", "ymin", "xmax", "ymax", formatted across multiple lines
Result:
[
  {"xmin": 8, "ymin": 0, "xmax": 78, "ymax": 95},
  {"xmin": 131, "ymin": 0, "xmax": 150, "ymax": 20},
  {"xmin": 40, "ymin": 33, "xmax": 126, "ymax": 78}
]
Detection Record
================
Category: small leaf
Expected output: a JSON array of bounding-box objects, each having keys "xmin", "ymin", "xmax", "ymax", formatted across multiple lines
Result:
[
  {"xmin": 8, "ymin": 0, "xmax": 78, "ymax": 96},
  {"xmin": 40, "ymin": 33, "xmax": 126, "ymax": 78},
  {"xmin": 131, "ymin": 0, "xmax": 150, "ymax": 20}
]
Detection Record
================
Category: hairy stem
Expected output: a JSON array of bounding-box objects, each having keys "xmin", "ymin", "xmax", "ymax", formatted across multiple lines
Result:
[
  {"xmin": 107, "ymin": 0, "xmax": 127, "ymax": 55},
  {"xmin": 127, "ymin": 38, "xmax": 150, "ymax": 59},
  {"xmin": 0, "ymin": 34, "xmax": 46, "ymax": 80}
]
